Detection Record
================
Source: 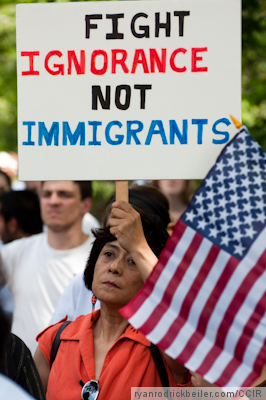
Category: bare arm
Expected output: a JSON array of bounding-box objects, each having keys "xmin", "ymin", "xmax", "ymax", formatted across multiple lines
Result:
[{"xmin": 33, "ymin": 346, "xmax": 50, "ymax": 393}]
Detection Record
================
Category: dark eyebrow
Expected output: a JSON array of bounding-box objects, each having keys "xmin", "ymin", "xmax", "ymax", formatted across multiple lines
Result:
[{"xmin": 104, "ymin": 243, "xmax": 119, "ymax": 250}]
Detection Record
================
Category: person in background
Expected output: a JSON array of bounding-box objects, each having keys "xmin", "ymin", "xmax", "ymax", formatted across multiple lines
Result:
[
  {"xmin": 0, "ymin": 190, "xmax": 43, "ymax": 244},
  {"xmin": 0, "ymin": 170, "xmax": 11, "ymax": 194},
  {"xmin": 49, "ymin": 184, "xmax": 171, "ymax": 324},
  {"xmin": 0, "ymin": 190, "xmax": 43, "ymax": 320},
  {"xmin": 0, "ymin": 301, "xmax": 40, "ymax": 400},
  {"xmin": 151, "ymin": 179, "xmax": 194, "ymax": 226},
  {"xmin": 0, "ymin": 180, "xmax": 94, "ymax": 354}
]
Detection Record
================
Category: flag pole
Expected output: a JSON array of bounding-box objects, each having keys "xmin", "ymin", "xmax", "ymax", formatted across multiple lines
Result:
[{"xmin": 115, "ymin": 180, "xmax": 129, "ymax": 202}]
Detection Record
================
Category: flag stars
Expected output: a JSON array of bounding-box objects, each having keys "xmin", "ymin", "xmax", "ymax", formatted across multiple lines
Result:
[
  {"xmin": 197, "ymin": 218, "xmax": 209, "ymax": 231},
  {"xmin": 233, "ymin": 242, "xmax": 245, "ymax": 256},
  {"xmin": 185, "ymin": 209, "xmax": 196, "ymax": 223}
]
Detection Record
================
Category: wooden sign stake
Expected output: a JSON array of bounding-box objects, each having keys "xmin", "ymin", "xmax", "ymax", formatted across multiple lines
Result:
[{"xmin": 115, "ymin": 180, "xmax": 129, "ymax": 202}]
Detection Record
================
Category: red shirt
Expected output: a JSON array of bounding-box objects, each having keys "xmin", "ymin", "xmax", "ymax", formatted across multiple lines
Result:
[{"xmin": 37, "ymin": 311, "xmax": 191, "ymax": 400}]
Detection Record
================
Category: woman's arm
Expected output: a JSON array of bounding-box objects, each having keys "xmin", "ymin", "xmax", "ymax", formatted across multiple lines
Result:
[{"xmin": 33, "ymin": 346, "xmax": 50, "ymax": 393}]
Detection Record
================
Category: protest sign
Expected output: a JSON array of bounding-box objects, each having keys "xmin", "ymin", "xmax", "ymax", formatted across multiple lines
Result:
[{"xmin": 16, "ymin": 0, "xmax": 241, "ymax": 180}]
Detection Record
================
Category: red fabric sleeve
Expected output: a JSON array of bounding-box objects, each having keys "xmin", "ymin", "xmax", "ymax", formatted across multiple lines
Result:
[{"xmin": 36, "ymin": 316, "xmax": 68, "ymax": 367}]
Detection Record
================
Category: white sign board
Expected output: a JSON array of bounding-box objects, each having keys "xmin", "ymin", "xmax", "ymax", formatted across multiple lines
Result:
[{"xmin": 16, "ymin": 0, "xmax": 241, "ymax": 180}]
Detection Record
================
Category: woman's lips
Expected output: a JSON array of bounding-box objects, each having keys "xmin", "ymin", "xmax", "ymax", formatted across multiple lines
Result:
[{"xmin": 102, "ymin": 281, "xmax": 119, "ymax": 288}]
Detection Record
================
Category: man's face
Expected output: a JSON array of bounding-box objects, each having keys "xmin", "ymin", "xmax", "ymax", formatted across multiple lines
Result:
[{"xmin": 40, "ymin": 181, "xmax": 87, "ymax": 232}]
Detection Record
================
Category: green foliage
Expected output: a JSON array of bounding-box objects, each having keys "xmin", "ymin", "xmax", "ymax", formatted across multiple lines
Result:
[
  {"xmin": 91, "ymin": 180, "xmax": 115, "ymax": 222},
  {"xmin": 242, "ymin": 0, "xmax": 266, "ymax": 149}
]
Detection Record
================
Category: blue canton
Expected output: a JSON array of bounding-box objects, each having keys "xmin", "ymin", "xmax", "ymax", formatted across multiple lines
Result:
[{"xmin": 182, "ymin": 127, "xmax": 266, "ymax": 260}]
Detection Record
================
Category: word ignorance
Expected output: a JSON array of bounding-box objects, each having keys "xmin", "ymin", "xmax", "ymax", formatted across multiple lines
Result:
[{"xmin": 22, "ymin": 118, "xmax": 231, "ymax": 147}]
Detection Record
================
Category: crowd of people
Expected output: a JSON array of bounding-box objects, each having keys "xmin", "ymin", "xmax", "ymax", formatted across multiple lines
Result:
[{"xmin": 0, "ymin": 172, "xmax": 264, "ymax": 399}]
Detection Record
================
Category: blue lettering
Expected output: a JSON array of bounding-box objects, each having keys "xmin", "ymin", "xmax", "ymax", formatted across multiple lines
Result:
[
  {"xmin": 105, "ymin": 121, "xmax": 124, "ymax": 145},
  {"xmin": 145, "ymin": 120, "xmax": 168, "ymax": 145},
  {"xmin": 63, "ymin": 122, "xmax": 85, "ymax": 146},
  {"xmin": 38, "ymin": 122, "xmax": 59, "ymax": 146},
  {"xmin": 22, "ymin": 121, "xmax": 35, "ymax": 145},
  {"xmin": 169, "ymin": 120, "xmax": 188, "ymax": 144},
  {"xmin": 192, "ymin": 119, "xmax": 208, "ymax": 144},
  {"xmin": 126, "ymin": 121, "xmax": 143, "ymax": 145},
  {"xmin": 88, "ymin": 121, "xmax": 102, "ymax": 145},
  {"xmin": 212, "ymin": 118, "xmax": 231, "ymax": 144}
]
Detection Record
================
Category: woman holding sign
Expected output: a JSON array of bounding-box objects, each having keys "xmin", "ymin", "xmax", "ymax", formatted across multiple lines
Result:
[{"xmin": 34, "ymin": 202, "xmax": 190, "ymax": 400}]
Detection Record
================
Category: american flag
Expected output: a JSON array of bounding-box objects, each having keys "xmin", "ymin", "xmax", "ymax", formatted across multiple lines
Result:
[{"xmin": 120, "ymin": 126, "xmax": 266, "ymax": 389}]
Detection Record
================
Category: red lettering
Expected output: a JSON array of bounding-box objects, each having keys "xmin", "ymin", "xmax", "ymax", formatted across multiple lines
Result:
[
  {"xmin": 91, "ymin": 50, "xmax": 108, "ymax": 75},
  {"xmin": 21, "ymin": 51, "xmax": 40, "ymax": 76},
  {"xmin": 149, "ymin": 48, "xmax": 166, "ymax": 73},
  {"xmin": 67, "ymin": 50, "xmax": 85, "ymax": 75},
  {"xmin": 45, "ymin": 51, "xmax": 64, "ymax": 75},
  {"xmin": 131, "ymin": 49, "xmax": 149, "ymax": 74},
  {"xmin": 170, "ymin": 48, "xmax": 187, "ymax": 72},
  {"xmin": 191, "ymin": 47, "xmax": 208, "ymax": 72},
  {"xmin": 111, "ymin": 50, "xmax": 129, "ymax": 74}
]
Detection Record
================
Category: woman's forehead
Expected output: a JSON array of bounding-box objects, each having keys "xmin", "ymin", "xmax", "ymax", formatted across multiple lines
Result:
[{"xmin": 102, "ymin": 241, "xmax": 128, "ymax": 254}]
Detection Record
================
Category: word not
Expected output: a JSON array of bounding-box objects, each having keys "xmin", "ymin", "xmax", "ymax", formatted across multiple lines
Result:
[
  {"xmin": 20, "ymin": 47, "xmax": 208, "ymax": 76},
  {"xmin": 92, "ymin": 85, "xmax": 152, "ymax": 110},
  {"xmin": 21, "ymin": 118, "xmax": 231, "ymax": 147},
  {"xmin": 85, "ymin": 12, "xmax": 190, "ymax": 40}
]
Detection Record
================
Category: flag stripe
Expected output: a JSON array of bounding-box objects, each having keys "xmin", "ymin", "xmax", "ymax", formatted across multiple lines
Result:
[
  {"xmin": 220, "ymin": 303, "xmax": 266, "ymax": 387},
  {"xmin": 167, "ymin": 249, "xmax": 235, "ymax": 362},
  {"xmin": 192, "ymin": 229, "xmax": 266, "ymax": 378},
  {"xmin": 145, "ymin": 235, "xmax": 213, "ymax": 345},
  {"xmin": 203, "ymin": 272, "xmax": 266, "ymax": 387},
  {"xmin": 154, "ymin": 242, "xmax": 222, "ymax": 351},
  {"xmin": 183, "ymin": 227, "xmax": 266, "ymax": 377}
]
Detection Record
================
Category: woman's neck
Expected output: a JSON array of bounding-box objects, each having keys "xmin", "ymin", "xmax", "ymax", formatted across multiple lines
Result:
[
  {"xmin": 93, "ymin": 305, "xmax": 128, "ymax": 345},
  {"xmin": 93, "ymin": 305, "xmax": 129, "ymax": 380}
]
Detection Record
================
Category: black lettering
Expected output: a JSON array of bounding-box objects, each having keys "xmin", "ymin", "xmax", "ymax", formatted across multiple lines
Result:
[
  {"xmin": 155, "ymin": 12, "xmax": 170, "ymax": 37},
  {"xmin": 106, "ymin": 14, "xmax": 124, "ymax": 39},
  {"xmin": 134, "ymin": 84, "xmax": 152, "ymax": 109},
  {"xmin": 85, "ymin": 14, "xmax": 102, "ymax": 38},
  {"xmin": 92, "ymin": 86, "xmax": 110, "ymax": 110},
  {"xmin": 115, "ymin": 85, "xmax": 131, "ymax": 110},
  {"xmin": 131, "ymin": 13, "xmax": 149, "ymax": 38},
  {"xmin": 174, "ymin": 11, "xmax": 190, "ymax": 36}
]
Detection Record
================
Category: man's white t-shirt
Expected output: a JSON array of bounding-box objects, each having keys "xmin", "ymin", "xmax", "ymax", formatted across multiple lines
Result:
[{"xmin": 1, "ymin": 232, "xmax": 93, "ymax": 354}]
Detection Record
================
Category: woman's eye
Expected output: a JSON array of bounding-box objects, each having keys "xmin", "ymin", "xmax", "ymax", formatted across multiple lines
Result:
[
  {"xmin": 128, "ymin": 258, "xmax": 136, "ymax": 265},
  {"xmin": 104, "ymin": 251, "xmax": 113, "ymax": 258}
]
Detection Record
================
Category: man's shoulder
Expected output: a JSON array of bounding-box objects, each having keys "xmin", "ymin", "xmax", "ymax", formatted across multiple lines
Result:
[{"xmin": 1, "ymin": 232, "xmax": 45, "ymax": 252}]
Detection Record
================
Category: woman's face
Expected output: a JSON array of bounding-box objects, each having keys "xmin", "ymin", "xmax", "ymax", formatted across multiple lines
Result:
[
  {"xmin": 157, "ymin": 179, "xmax": 187, "ymax": 197},
  {"xmin": 92, "ymin": 240, "xmax": 144, "ymax": 308}
]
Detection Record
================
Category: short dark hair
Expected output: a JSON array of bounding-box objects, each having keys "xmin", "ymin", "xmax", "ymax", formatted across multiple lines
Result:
[
  {"xmin": 74, "ymin": 181, "xmax": 92, "ymax": 200},
  {"xmin": 84, "ymin": 208, "xmax": 169, "ymax": 291},
  {"xmin": 0, "ymin": 190, "xmax": 43, "ymax": 235},
  {"xmin": 41, "ymin": 181, "xmax": 92, "ymax": 200}
]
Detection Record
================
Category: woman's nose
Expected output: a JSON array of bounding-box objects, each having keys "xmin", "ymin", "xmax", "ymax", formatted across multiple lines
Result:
[{"xmin": 108, "ymin": 258, "xmax": 122, "ymax": 275}]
